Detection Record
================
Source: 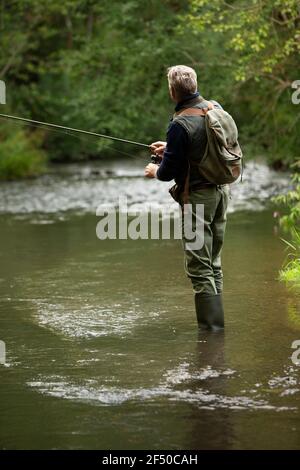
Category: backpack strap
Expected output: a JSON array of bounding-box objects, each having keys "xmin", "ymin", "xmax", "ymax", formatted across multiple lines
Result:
[
  {"xmin": 177, "ymin": 100, "xmax": 214, "ymax": 205},
  {"xmin": 182, "ymin": 162, "xmax": 190, "ymax": 207},
  {"xmin": 175, "ymin": 100, "xmax": 214, "ymax": 117}
]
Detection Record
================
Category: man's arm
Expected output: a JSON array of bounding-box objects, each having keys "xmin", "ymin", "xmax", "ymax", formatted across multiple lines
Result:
[
  {"xmin": 156, "ymin": 122, "xmax": 188, "ymax": 182},
  {"xmin": 145, "ymin": 121, "xmax": 189, "ymax": 181}
]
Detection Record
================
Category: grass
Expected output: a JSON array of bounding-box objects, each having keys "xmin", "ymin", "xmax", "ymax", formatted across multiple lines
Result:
[
  {"xmin": 273, "ymin": 169, "xmax": 300, "ymax": 288},
  {"xmin": 280, "ymin": 260, "xmax": 300, "ymax": 285},
  {"xmin": 279, "ymin": 228, "xmax": 300, "ymax": 287}
]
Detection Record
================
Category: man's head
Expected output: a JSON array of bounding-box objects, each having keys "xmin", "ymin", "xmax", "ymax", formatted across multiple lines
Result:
[{"xmin": 167, "ymin": 65, "xmax": 198, "ymax": 103}]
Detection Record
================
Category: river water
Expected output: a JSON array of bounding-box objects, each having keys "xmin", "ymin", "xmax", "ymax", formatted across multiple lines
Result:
[{"xmin": 1, "ymin": 159, "xmax": 300, "ymax": 450}]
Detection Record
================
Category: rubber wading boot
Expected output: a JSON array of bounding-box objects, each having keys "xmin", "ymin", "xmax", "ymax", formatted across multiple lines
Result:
[{"xmin": 194, "ymin": 293, "xmax": 224, "ymax": 330}]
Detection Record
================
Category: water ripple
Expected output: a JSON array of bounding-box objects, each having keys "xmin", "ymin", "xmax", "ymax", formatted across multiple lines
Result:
[
  {"xmin": 0, "ymin": 160, "xmax": 290, "ymax": 216},
  {"xmin": 26, "ymin": 374, "xmax": 294, "ymax": 411},
  {"xmin": 32, "ymin": 299, "xmax": 142, "ymax": 338}
]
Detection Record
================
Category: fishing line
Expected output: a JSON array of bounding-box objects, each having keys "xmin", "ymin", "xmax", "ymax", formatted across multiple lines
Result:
[
  {"xmin": 1, "ymin": 116, "xmax": 86, "ymax": 141},
  {"xmin": 0, "ymin": 113, "xmax": 149, "ymax": 149},
  {"xmin": 0, "ymin": 114, "xmax": 149, "ymax": 160},
  {"xmin": 0, "ymin": 113, "xmax": 147, "ymax": 160}
]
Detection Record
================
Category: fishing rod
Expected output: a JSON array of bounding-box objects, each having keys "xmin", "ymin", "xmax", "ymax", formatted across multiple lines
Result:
[{"xmin": 0, "ymin": 112, "xmax": 150, "ymax": 149}]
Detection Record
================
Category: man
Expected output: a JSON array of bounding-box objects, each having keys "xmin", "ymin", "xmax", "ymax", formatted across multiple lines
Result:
[{"xmin": 144, "ymin": 65, "xmax": 229, "ymax": 330}]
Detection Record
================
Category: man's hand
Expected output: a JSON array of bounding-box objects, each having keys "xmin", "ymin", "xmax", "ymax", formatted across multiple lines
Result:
[
  {"xmin": 150, "ymin": 141, "xmax": 166, "ymax": 157},
  {"xmin": 144, "ymin": 163, "xmax": 159, "ymax": 179}
]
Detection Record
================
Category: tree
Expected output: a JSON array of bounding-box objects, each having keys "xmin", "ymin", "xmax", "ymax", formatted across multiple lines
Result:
[{"xmin": 184, "ymin": 0, "xmax": 300, "ymax": 165}]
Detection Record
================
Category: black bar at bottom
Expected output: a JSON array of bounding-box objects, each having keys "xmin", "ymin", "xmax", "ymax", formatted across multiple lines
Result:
[{"xmin": 0, "ymin": 450, "xmax": 299, "ymax": 466}]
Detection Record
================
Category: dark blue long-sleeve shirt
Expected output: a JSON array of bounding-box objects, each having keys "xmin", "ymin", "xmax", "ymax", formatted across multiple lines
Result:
[{"xmin": 156, "ymin": 121, "xmax": 189, "ymax": 184}]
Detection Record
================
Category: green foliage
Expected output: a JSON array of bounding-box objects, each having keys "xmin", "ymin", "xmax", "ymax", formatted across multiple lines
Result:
[
  {"xmin": 273, "ymin": 166, "xmax": 300, "ymax": 285},
  {"xmin": 183, "ymin": 0, "xmax": 300, "ymax": 165},
  {"xmin": 0, "ymin": 123, "xmax": 45, "ymax": 179},
  {"xmin": 1, "ymin": 0, "xmax": 192, "ymax": 162},
  {"xmin": 0, "ymin": 0, "xmax": 299, "ymax": 175},
  {"xmin": 186, "ymin": 0, "xmax": 299, "ymax": 82},
  {"xmin": 280, "ymin": 260, "xmax": 300, "ymax": 285},
  {"xmin": 273, "ymin": 171, "xmax": 300, "ymax": 230},
  {"xmin": 279, "ymin": 230, "xmax": 300, "ymax": 286}
]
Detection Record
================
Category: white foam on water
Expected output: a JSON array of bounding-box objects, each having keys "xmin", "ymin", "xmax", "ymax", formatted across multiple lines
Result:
[
  {"xmin": 31, "ymin": 299, "xmax": 143, "ymax": 338},
  {"xmin": 26, "ymin": 373, "xmax": 295, "ymax": 411},
  {"xmin": 268, "ymin": 365, "xmax": 299, "ymax": 399},
  {"xmin": 0, "ymin": 161, "xmax": 291, "ymax": 216},
  {"xmin": 163, "ymin": 361, "xmax": 236, "ymax": 385}
]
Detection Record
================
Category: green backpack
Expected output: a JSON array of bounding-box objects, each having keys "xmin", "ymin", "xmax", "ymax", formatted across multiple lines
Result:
[{"xmin": 177, "ymin": 101, "xmax": 243, "ymax": 185}]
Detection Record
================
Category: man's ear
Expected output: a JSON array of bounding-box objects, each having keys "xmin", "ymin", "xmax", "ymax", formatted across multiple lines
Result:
[{"xmin": 169, "ymin": 86, "xmax": 177, "ymax": 102}]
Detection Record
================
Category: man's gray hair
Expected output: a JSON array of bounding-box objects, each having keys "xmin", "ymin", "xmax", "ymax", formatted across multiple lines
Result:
[{"xmin": 167, "ymin": 65, "xmax": 197, "ymax": 99}]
